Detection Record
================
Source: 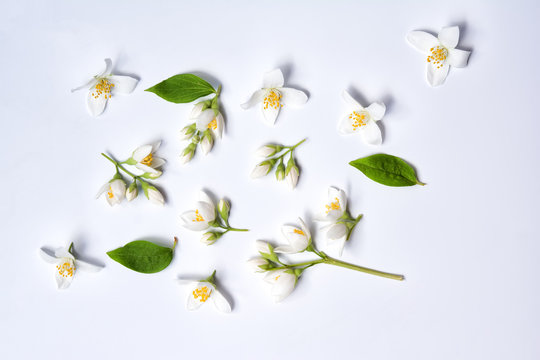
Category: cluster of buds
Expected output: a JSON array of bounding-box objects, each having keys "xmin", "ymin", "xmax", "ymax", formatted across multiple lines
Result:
[
  {"xmin": 97, "ymin": 142, "xmax": 166, "ymax": 206},
  {"xmin": 250, "ymin": 138, "xmax": 306, "ymax": 189},
  {"xmin": 180, "ymin": 86, "xmax": 224, "ymax": 163},
  {"xmin": 180, "ymin": 191, "xmax": 248, "ymax": 245}
]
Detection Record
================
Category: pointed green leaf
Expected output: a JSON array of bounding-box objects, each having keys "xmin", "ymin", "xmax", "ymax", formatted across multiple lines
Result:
[
  {"xmin": 107, "ymin": 240, "xmax": 176, "ymax": 274},
  {"xmin": 349, "ymin": 154, "xmax": 425, "ymax": 187},
  {"xmin": 145, "ymin": 74, "xmax": 216, "ymax": 103}
]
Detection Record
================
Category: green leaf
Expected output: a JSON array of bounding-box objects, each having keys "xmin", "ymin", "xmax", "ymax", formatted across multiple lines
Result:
[
  {"xmin": 145, "ymin": 74, "xmax": 216, "ymax": 103},
  {"xmin": 349, "ymin": 154, "xmax": 425, "ymax": 187},
  {"xmin": 107, "ymin": 239, "xmax": 177, "ymax": 274}
]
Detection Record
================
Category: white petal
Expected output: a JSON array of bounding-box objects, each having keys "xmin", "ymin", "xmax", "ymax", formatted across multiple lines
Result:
[
  {"xmin": 270, "ymin": 272, "xmax": 296, "ymax": 302},
  {"xmin": 262, "ymin": 69, "xmax": 284, "ymax": 88},
  {"xmin": 180, "ymin": 211, "xmax": 210, "ymax": 231},
  {"xmin": 326, "ymin": 223, "xmax": 347, "ymax": 240},
  {"xmin": 54, "ymin": 259, "xmax": 75, "ymax": 290},
  {"xmin": 359, "ymin": 120, "xmax": 382, "ymax": 146},
  {"xmin": 200, "ymin": 136, "xmax": 213, "ymax": 155},
  {"xmin": 132, "ymin": 145, "xmax": 152, "ymax": 162},
  {"xmin": 448, "ymin": 48, "xmax": 470, "ymax": 68},
  {"xmin": 75, "ymin": 259, "xmax": 103, "ymax": 272},
  {"xmin": 426, "ymin": 62, "xmax": 450, "ymax": 87},
  {"xmin": 250, "ymin": 164, "xmax": 270, "ymax": 178},
  {"xmin": 406, "ymin": 31, "xmax": 439, "ymax": 53},
  {"xmin": 196, "ymin": 201, "xmax": 216, "ymax": 222},
  {"xmin": 438, "ymin": 26, "xmax": 460, "ymax": 49},
  {"xmin": 342, "ymin": 90, "xmax": 363, "ymax": 109},
  {"xmin": 39, "ymin": 248, "xmax": 58, "ymax": 263},
  {"xmin": 109, "ymin": 75, "xmax": 138, "ymax": 94},
  {"xmin": 212, "ymin": 289, "xmax": 232, "ymax": 313},
  {"xmin": 273, "ymin": 245, "xmax": 296, "ymax": 254},
  {"xmin": 327, "ymin": 187, "xmax": 347, "ymax": 218},
  {"xmin": 366, "ymin": 102, "xmax": 386, "ymax": 121},
  {"xmin": 110, "ymin": 180, "xmax": 126, "ymax": 200},
  {"xmin": 195, "ymin": 109, "xmax": 215, "ymax": 131},
  {"xmin": 151, "ymin": 157, "xmax": 166, "ymax": 168},
  {"xmin": 280, "ymin": 88, "xmax": 308, "ymax": 107},
  {"xmin": 286, "ymin": 167, "xmax": 299, "ymax": 189},
  {"xmin": 186, "ymin": 282, "xmax": 213, "ymax": 311},
  {"xmin": 86, "ymin": 91, "xmax": 108, "ymax": 117},
  {"xmin": 198, "ymin": 191, "xmax": 214, "ymax": 208},
  {"xmin": 96, "ymin": 182, "xmax": 110, "ymax": 199},
  {"xmin": 54, "ymin": 248, "xmax": 74, "ymax": 260},
  {"xmin": 298, "ymin": 217, "xmax": 311, "ymax": 240},
  {"xmin": 99, "ymin": 58, "xmax": 113, "ymax": 77},
  {"xmin": 71, "ymin": 78, "xmax": 97, "ymax": 93},
  {"xmin": 261, "ymin": 101, "xmax": 280, "ymax": 125},
  {"xmin": 148, "ymin": 188, "xmax": 164, "ymax": 206},
  {"xmin": 281, "ymin": 225, "xmax": 308, "ymax": 251},
  {"xmin": 338, "ymin": 114, "xmax": 356, "ymax": 135},
  {"xmin": 240, "ymin": 89, "xmax": 266, "ymax": 109},
  {"xmin": 151, "ymin": 141, "xmax": 161, "ymax": 153},
  {"xmin": 214, "ymin": 112, "xmax": 224, "ymax": 139}
]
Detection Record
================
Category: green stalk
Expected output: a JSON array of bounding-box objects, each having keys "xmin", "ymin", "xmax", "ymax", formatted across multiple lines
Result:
[{"xmin": 101, "ymin": 153, "xmax": 149, "ymax": 184}]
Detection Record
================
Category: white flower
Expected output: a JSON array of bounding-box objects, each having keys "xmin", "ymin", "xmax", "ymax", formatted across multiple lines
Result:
[
  {"xmin": 39, "ymin": 244, "xmax": 103, "ymax": 289},
  {"xmin": 407, "ymin": 26, "xmax": 471, "ymax": 87},
  {"xmin": 264, "ymin": 269, "xmax": 297, "ymax": 302},
  {"xmin": 315, "ymin": 187, "xmax": 349, "ymax": 255},
  {"xmin": 250, "ymin": 161, "xmax": 273, "ymax": 178},
  {"xmin": 339, "ymin": 90, "xmax": 385, "ymax": 146},
  {"xmin": 183, "ymin": 281, "xmax": 231, "ymax": 313},
  {"xmin": 71, "ymin": 58, "xmax": 138, "ymax": 117},
  {"xmin": 130, "ymin": 141, "xmax": 165, "ymax": 175},
  {"xmin": 286, "ymin": 166, "xmax": 299, "ymax": 189},
  {"xmin": 193, "ymin": 108, "xmax": 224, "ymax": 140},
  {"xmin": 180, "ymin": 191, "xmax": 216, "ymax": 231},
  {"xmin": 246, "ymin": 257, "xmax": 269, "ymax": 273},
  {"xmin": 146, "ymin": 186, "xmax": 164, "ymax": 206},
  {"xmin": 241, "ymin": 69, "xmax": 308, "ymax": 125},
  {"xmin": 96, "ymin": 178, "xmax": 126, "ymax": 206},
  {"xmin": 274, "ymin": 218, "xmax": 311, "ymax": 254}
]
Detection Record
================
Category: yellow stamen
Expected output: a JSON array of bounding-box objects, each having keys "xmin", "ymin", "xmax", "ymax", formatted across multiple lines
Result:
[
  {"xmin": 141, "ymin": 153, "xmax": 153, "ymax": 166},
  {"xmin": 426, "ymin": 46, "xmax": 448, "ymax": 69},
  {"xmin": 325, "ymin": 197, "xmax": 341, "ymax": 213},
  {"xmin": 349, "ymin": 110, "xmax": 370, "ymax": 130},
  {"xmin": 107, "ymin": 186, "xmax": 114, "ymax": 199},
  {"xmin": 263, "ymin": 90, "xmax": 282, "ymax": 110},
  {"xmin": 207, "ymin": 118, "xmax": 217, "ymax": 130},
  {"xmin": 275, "ymin": 275, "xmax": 281, "ymax": 281},
  {"xmin": 192, "ymin": 209, "xmax": 205, "ymax": 222},
  {"xmin": 56, "ymin": 261, "xmax": 75, "ymax": 278},
  {"xmin": 293, "ymin": 229, "xmax": 305, "ymax": 236},
  {"xmin": 92, "ymin": 78, "xmax": 114, "ymax": 99},
  {"xmin": 192, "ymin": 286, "xmax": 212, "ymax": 302}
]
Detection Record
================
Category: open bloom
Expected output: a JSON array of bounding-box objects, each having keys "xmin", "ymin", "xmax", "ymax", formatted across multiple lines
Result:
[
  {"xmin": 130, "ymin": 142, "xmax": 165, "ymax": 176},
  {"xmin": 71, "ymin": 59, "xmax": 138, "ymax": 116},
  {"xmin": 274, "ymin": 218, "xmax": 311, "ymax": 254},
  {"xmin": 241, "ymin": 69, "xmax": 308, "ymax": 125},
  {"xmin": 179, "ymin": 271, "xmax": 231, "ymax": 313},
  {"xmin": 316, "ymin": 187, "xmax": 349, "ymax": 255},
  {"xmin": 339, "ymin": 90, "xmax": 385, "ymax": 146},
  {"xmin": 96, "ymin": 178, "xmax": 126, "ymax": 206},
  {"xmin": 264, "ymin": 269, "xmax": 297, "ymax": 302},
  {"xmin": 180, "ymin": 191, "xmax": 216, "ymax": 231},
  {"xmin": 39, "ymin": 244, "xmax": 103, "ymax": 289},
  {"xmin": 192, "ymin": 107, "xmax": 224, "ymax": 140},
  {"xmin": 407, "ymin": 26, "xmax": 471, "ymax": 87}
]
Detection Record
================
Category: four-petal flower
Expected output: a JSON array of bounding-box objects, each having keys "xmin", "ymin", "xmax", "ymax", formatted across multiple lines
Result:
[
  {"xmin": 129, "ymin": 141, "xmax": 165, "ymax": 176},
  {"xmin": 274, "ymin": 218, "xmax": 311, "ymax": 254},
  {"xmin": 339, "ymin": 90, "xmax": 385, "ymax": 146},
  {"xmin": 180, "ymin": 191, "xmax": 216, "ymax": 231}
]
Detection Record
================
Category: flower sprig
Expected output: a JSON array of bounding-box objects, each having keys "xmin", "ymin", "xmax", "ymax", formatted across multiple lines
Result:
[
  {"xmin": 251, "ymin": 138, "xmax": 306, "ymax": 189},
  {"xmin": 98, "ymin": 142, "xmax": 165, "ymax": 206},
  {"xmin": 180, "ymin": 191, "xmax": 248, "ymax": 245},
  {"xmin": 248, "ymin": 218, "xmax": 404, "ymax": 302}
]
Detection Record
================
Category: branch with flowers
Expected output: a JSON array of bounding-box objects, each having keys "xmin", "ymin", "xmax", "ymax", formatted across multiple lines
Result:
[{"xmin": 97, "ymin": 142, "xmax": 165, "ymax": 206}]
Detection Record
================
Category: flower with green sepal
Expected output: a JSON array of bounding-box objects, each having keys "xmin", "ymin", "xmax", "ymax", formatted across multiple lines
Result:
[{"xmin": 177, "ymin": 270, "xmax": 231, "ymax": 313}]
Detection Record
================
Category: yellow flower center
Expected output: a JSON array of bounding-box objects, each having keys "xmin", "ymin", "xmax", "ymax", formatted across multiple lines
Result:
[
  {"xmin": 275, "ymin": 275, "xmax": 281, "ymax": 281},
  {"xmin": 427, "ymin": 46, "xmax": 448, "ymax": 69},
  {"xmin": 107, "ymin": 186, "xmax": 114, "ymax": 199},
  {"xmin": 193, "ymin": 286, "xmax": 212, "ymax": 302},
  {"xmin": 349, "ymin": 110, "xmax": 370, "ymax": 130},
  {"xmin": 325, "ymin": 197, "xmax": 341, "ymax": 213},
  {"xmin": 207, "ymin": 118, "xmax": 217, "ymax": 130},
  {"xmin": 193, "ymin": 209, "xmax": 205, "ymax": 222},
  {"xmin": 293, "ymin": 229, "xmax": 305, "ymax": 236},
  {"xmin": 263, "ymin": 90, "xmax": 282, "ymax": 110},
  {"xmin": 92, "ymin": 78, "xmax": 114, "ymax": 99},
  {"xmin": 56, "ymin": 261, "xmax": 75, "ymax": 278},
  {"xmin": 141, "ymin": 153, "xmax": 153, "ymax": 166}
]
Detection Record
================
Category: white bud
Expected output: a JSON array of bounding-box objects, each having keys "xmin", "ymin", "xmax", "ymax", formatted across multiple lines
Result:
[
  {"xmin": 286, "ymin": 166, "xmax": 299, "ymax": 189},
  {"xmin": 147, "ymin": 187, "xmax": 165, "ymax": 206},
  {"xmin": 201, "ymin": 232, "xmax": 218, "ymax": 245},
  {"xmin": 250, "ymin": 162, "xmax": 271, "ymax": 179},
  {"xmin": 190, "ymin": 102, "xmax": 205, "ymax": 119},
  {"xmin": 125, "ymin": 183, "xmax": 138, "ymax": 202},
  {"xmin": 200, "ymin": 134, "xmax": 214, "ymax": 155},
  {"xmin": 255, "ymin": 240, "xmax": 272, "ymax": 255},
  {"xmin": 254, "ymin": 145, "xmax": 277, "ymax": 158},
  {"xmin": 246, "ymin": 257, "xmax": 269, "ymax": 273}
]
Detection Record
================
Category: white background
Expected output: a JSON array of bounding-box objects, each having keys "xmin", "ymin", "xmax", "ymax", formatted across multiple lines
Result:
[{"xmin": 1, "ymin": 0, "xmax": 539, "ymax": 359}]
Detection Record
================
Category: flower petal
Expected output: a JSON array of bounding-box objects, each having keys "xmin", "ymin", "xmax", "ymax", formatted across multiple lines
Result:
[
  {"xmin": 240, "ymin": 89, "xmax": 266, "ymax": 109},
  {"xmin": 86, "ymin": 91, "xmax": 108, "ymax": 117},
  {"xmin": 261, "ymin": 101, "xmax": 280, "ymax": 125},
  {"xmin": 438, "ymin": 26, "xmax": 460, "ymax": 49},
  {"xmin": 54, "ymin": 248, "xmax": 74, "ymax": 260},
  {"xmin": 426, "ymin": 62, "xmax": 450, "ymax": 87},
  {"xmin": 327, "ymin": 186, "xmax": 347, "ymax": 216},
  {"xmin": 135, "ymin": 163, "xmax": 159, "ymax": 174},
  {"xmin": 196, "ymin": 201, "xmax": 216, "ymax": 223},
  {"xmin": 281, "ymin": 225, "xmax": 308, "ymax": 252},
  {"xmin": 338, "ymin": 114, "xmax": 356, "ymax": 135},
  {"xmin": 326, "ymin": 223, "xmax": 347, "ymax": 240},
  {"xmin": 109, "ymin": 75, "xmax": 138, "ymax": 94},
  {"xmin": 198, "ymin": 191, "xmax": 214, "ymax": 208},
  {"xmin": 212, "ymin": 289, "xmax": 232, "ymax": 313},
  {"xmin": 448, "ymin": 48, "xmax": 470, "ymax": 68},
  {"xmin": 75, "ymin": 259, "xmax": 104, "ymax": 273},
  {"xmin": 298, "ymin": 218, "xmax": 311, "ymax": 241},
  {"xmin": 195, "ymin": 109, "xmax": 215, "ymax": 131},
  {"xmin": 99, "ymin": 58, "xmax": 113, "ymax": 77},
  {"xmin": 71, "ymin": 78, "xmax": 97, "ymax": 93},
  {"xmin": 359, "ymin": 120, "xmax": 382, "ymax": 146},
  {"xmin": 262, "ymin": 69, "xmax": 284, "ymax": 88},
  {"xmin": 186, "ymin": 282, "xmax": 212, "ymax": 311},
  {"xmin": 273, "ymin": 245, "xmax": 295, "ymax": 254},
  {"xmin": 132, "ymin": 145, "xmax": 152, "ymax": 162},
  {"xmin": 366, "ymin": 102, "xmax": 386, "ymax": 121},
  {"xmin": 406, "ymin": 31, "xmax": 439, "ymax": 53},
  {"xmin": 151, "ymin": 157, "xmax": 166, "ymax": 168},
  {"xmin": 39, "ymin": 248, "xmax": 58, "ymax": 264},
  {"xmin": 342, "ymin": 90, "xmax": 363, "ymax": 109},
  {"xmin": 180, "ymin": 211, "xmax": 210, "ymax": 231},
  {"xmin": 280, "ymin": 88, "xmax": 308, "ymax": 107}
]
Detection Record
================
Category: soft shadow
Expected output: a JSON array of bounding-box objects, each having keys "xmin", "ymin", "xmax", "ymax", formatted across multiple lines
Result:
[
  {"xmin": 276, "ymin": 61, "xmax": 310, "ymax": 98},
  {"xmin": 138, "ymin": 236, "xmax": 177, "ymax": 248},
  {"xmin": 213, "ymin": 276, "xmax": 235, "ymax": 311},
  {"xmin": 189, "ymin": 71, "xmax": 222, "ymax": 91},
  {"xmin": 70, "ymin": 235, "xmax": 106, "ymax": 268},
  {"xmin": 110, "ymin": 53, "xmax": 141, "ymax": 81}
]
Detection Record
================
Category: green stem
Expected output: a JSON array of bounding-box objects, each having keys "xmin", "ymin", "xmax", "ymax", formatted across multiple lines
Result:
[
  {"xmin": 227, "ymin": 227, "xmax": 249, "ymax": 232},
  {"xmin": 324, "ymin": 257, "xmax": 404, "ymax": 281},
  {"xmin": 346, "ymin": 213, "xmax": 363, "ymax": 241},
  {"xmin": 271, "ymin": 259, "xmax": 325, "ymax": 271},
  {"xmin": 101, "ymin": 153, "xmax": 148, "ymax": 183}
]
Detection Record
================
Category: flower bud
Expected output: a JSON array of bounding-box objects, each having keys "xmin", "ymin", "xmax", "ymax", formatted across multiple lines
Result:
[
  {"xmin": 125, "ymin": 182, "xmax": 138, "ymax": 201},
  {"xmin": 250, "ymin": 159, "xmax": 275, "ymax": 179},
  {"xmin": 246, "ymin": 257, "xmax": 269, "ymax": 273},
  {"xmin": 275, "ymin": 162, "xmax": 285, "ymax": 181},
  {"xmin": 180, "ymin": 143, "xmax": 196, "ymax": 164},
  {"xmin": 201, "ymin": 231, "xmax": 220, "ymax": 245},
  {"xmin": 218, "ymin": 199, "xmax": 230, "ymax": 222},
  {"xmin": 286, "ymin": 165, "xmax": 299, "ymax": 189},
  {"xmin": 191, "ymin": 134, "xmax": 201, "ymax": 144},
  {"xmin": 145, "ymin": 185, "xmax": 164, "ymax": 206},
  {"xmin": 180, "ymin": 123, "xmax": 196, "ymax": 140},
  {"xmin": 140, "ymin": 170, "xmax": 162, "ymax": 179},
  {"xmin": 254, "ymin": 144, "xmax": 282, "ymax": 158},
  {"xmin": 255, "ymin": 240, "xmax": 273, "ymax": 256},
  {"xmin": 200, "ymin": 130, "xmax": 214, "ymax": 155}
]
